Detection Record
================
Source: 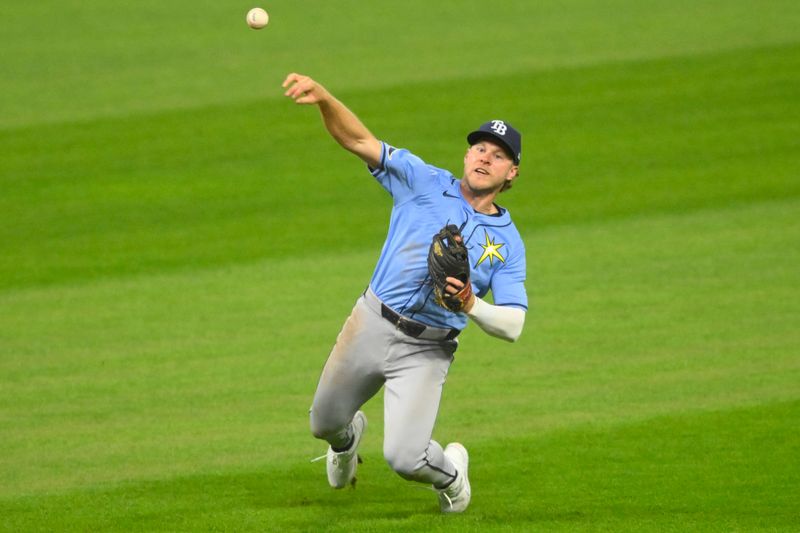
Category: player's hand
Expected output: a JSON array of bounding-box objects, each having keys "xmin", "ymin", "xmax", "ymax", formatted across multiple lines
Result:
[
  {"xmin": 443, "ymin": 234, "xmax": 475, "ymax": 310},
  {"xmin": 283, "ymin": 73, "xmax": 331, "ymax": 105},
  {"xmin": 444, "ymin": 276, "xmax": 476, "ymax": 313}
]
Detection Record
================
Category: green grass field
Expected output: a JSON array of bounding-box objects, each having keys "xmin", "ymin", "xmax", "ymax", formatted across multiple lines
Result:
[{"xmin": 2, "ymin": 1, "xmax": 799, "ymax": 530}]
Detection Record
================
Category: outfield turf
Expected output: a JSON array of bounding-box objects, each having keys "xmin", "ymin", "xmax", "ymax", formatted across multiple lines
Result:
[{"xmin": 2, "ymin": 1, "xmax": 799, "ymax": 531}]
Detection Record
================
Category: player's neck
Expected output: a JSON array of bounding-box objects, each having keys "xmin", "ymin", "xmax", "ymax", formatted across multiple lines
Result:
[{"xmin": 460, "ymin": 182, "xmax": 501, "ymax": 215}]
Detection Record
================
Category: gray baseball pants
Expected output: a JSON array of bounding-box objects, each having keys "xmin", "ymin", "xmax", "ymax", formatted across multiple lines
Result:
[{"xmin": 310, "ymin": 287, "xmax": 458, "ymax": 487}]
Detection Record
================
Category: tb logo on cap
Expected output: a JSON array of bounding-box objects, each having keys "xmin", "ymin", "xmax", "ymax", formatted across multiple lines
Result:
[{"xmin": 490, "ymin": 120, "xmax": 507, "ymax": 136}]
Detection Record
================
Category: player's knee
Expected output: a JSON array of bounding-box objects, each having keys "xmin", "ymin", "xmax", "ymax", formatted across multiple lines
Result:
[
  {"xmin": 383, "ymin": 444, "xmax": 424, "ymax": 480},
  {"xmin": 309, "ymin": 410, "xmax": 340, "ymax": 441},
  {"xmin": 310, "ymin": 423, "xmax": 328, "ymax": 441}
]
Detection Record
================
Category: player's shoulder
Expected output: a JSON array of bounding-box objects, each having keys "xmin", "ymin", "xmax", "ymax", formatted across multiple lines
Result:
[
  {"xmin": 502, "ymin": 216, "xmax": 525, "ymax": 246},
  {"xmin": 429, "ymin": 164, "xmax": 456, "ymax": 186},
  {"xmin": 475, "ymin": 211, "xmax": 525, "ymax": 250},
  {"xmin": 378, "ymin": 142, "xmax": 423, "ymax": 165},
  {"xmin": 381, "ymin": 142, "xmax": 449, "ymax": 169}
]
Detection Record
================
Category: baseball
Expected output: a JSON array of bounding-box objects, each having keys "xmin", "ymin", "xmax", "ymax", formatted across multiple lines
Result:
[{"xmin": 246, "ymin": 8, "xmax": 269, "ymax": 29}]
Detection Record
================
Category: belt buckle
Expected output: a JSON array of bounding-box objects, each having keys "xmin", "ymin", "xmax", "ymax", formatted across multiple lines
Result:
[
  {"xmin": 396, "ymin": 315, "xmax": 423, "ymax": 338},
  {"xmin": 395, "ymin": 315, "xmax": 410, "ymax": 332}
]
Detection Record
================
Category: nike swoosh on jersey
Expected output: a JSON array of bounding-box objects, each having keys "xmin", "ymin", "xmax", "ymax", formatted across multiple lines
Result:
[{"xmin": 442, "ymin": 190, "xmax": 460, "ymax": 199}]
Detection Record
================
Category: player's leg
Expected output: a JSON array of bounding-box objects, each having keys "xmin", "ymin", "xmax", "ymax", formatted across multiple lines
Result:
[
  {"xmin": 382, "ymin": 339, "xmax": 458, "ymax": 488},
  {"xmin": 309, "ymin": 295, "xmax": 387, "ymax": 488},
  {"xmin": 310, "ymin": 295, "xmax": 386, "ymax": 447}
]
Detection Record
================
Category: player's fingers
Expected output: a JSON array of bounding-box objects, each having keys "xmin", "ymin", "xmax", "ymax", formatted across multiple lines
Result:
[
  {"xmin": 294, "ymin": 95, "xmax": 316, "ymax": 105},
  {"xmin": 281, "ymin": 72, "xmax": 310, "ymax": 89},
  {"xmin": 285, "ymin": 88, "xmax": 309, "ymax": 102},
  {"xmin": 445, "ymin": 276, "xmax": 464, "ymax": 287},
  {"xmin": 286, "ymin": 81, "xmax": 314, "ymax": 100},
  {"xmin": 281, "ymin": 73, "xmax": 299, "ymax": 88},
  {"xmin": 283, "ymin": 81, "xmax": 302, "ymax": 98},
  {"xmin": 283, "ymin": 75, "xmax": 309, "ymax": 96},
  {"xmin": 290, "ymin": 85, "xmax": 314, "ymax": 103},
  {"xmin": 445, "ymin": 276, "xmax": 465, "ymax": 291}
]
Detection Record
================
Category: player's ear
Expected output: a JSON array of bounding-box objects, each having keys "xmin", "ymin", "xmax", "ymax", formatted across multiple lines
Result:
[{"xmin": 500, "ymin": 165, "xmax": 519, "ymax": 192}]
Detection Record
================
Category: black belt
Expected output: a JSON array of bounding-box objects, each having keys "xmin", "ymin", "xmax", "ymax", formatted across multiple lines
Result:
[{"xmin": 380, "ymin": 304, "xmax": 460, "ymax": 341}]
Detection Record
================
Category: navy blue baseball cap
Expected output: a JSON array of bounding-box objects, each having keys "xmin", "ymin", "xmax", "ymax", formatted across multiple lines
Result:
[{"xmin": 467, "ymin": 120, "xmax": 522, "ymax": 164}]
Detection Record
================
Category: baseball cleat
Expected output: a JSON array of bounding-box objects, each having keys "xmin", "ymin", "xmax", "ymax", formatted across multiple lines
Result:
[
  {"xmin": 437, "ymin": 442, "xmax": 471, "ymax": 513},
  {"xmin": 326, "ymin": 411, "xmax": 367, "ymax": 489}
]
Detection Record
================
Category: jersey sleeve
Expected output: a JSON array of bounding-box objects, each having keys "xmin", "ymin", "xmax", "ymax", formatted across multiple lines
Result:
[
  {"xmin": 489, "ymin": 241, "xmax": 528, "ymax": 310},
  {"xmin": 369, "ymin": 142, "xmax": 436, "ymax": 204}
]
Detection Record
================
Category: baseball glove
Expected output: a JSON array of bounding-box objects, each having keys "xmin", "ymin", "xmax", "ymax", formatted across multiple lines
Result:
[{"xmin": 427, "ymin": 224, "xmax": 473, "ymax": 312}]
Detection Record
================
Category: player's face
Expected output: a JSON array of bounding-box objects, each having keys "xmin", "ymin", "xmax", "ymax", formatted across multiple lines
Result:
[{"xmin": 462, "ymin": 140, "xmax": 518, "ymax": 194}]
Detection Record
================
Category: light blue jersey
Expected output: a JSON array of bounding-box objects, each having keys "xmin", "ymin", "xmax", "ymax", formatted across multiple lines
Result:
[{"xmin": 369, "ymin": 142, "xmax": 527, "ymax": 331}]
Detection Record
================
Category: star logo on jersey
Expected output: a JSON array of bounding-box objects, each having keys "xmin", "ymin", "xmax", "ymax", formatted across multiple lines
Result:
[{"xmin": 475, "ymin": 230, "xmax": 505, "ymax": 267}]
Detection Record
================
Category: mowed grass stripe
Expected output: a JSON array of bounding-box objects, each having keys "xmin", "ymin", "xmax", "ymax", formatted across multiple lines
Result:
[
  {"xmin": 4, "ymin": 0, "xmax": 798, "ymax": 129},
  {"xmin": 2, "ymin": 43, "xmax": 799, "ymax": 291},
  {"xmin": 2, "ymin": 196, "xmax": 797, "ymax": 500},
  {"xmin": 1, "ymin": 400, "xmax": 797, "ymax": 531}
]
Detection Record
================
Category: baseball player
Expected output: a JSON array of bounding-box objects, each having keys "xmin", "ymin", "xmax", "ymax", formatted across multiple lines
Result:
[{"xmin": 283, "ymin": 73, "xmax": 527, "ymax": 513}]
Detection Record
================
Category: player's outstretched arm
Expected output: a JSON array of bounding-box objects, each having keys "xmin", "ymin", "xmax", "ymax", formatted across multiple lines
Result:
[{"xmin": 283, "ymin": 73, "xmax": 382, "ymax": 168}]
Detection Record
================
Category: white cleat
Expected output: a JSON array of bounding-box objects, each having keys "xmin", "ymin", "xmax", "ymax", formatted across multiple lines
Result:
[
  {"xmin": 438, "ymin": 442, "xmax": 471, "ymax": 513},
  {"xmin": 326, "ymin": 411, "xmax": 367, "ymax": 489}
]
